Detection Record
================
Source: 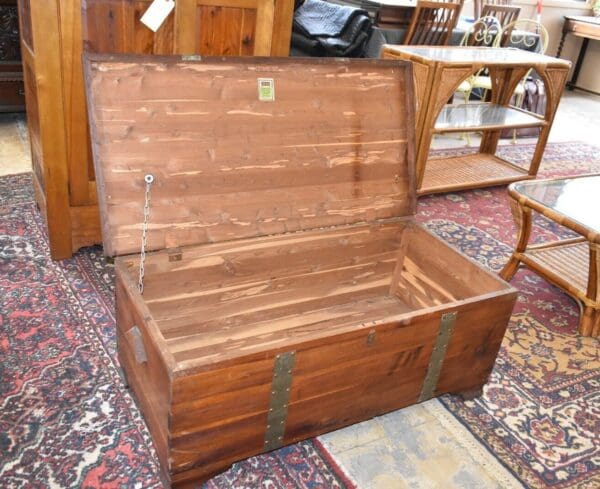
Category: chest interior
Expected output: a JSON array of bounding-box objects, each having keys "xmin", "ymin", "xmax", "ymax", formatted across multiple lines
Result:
[
  {"xmin": 116, "ymin": 219, "xmax": 505, "ymax": 367},
  {"xmin": 86, "ymin": 55, "xmax": 509, "ymax": 368}
]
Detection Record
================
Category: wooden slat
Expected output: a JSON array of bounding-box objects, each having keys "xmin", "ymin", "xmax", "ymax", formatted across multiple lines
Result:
[
  {"xmin": 27, "ymin": 0, "xmax": 73, "ymax": 259},
  {"xmin": 59, "ymin": 0, "xmax": 92, "ymax": 206},
  {"xmin": 70, "ymin": 204, "xmax": 101, "ymax": 251},
  {"xmin": 86, "ymin": 56, "xmax": 415, "ymax": 256},
  {"xmin": 270, "ymin": 0, "xmax": 293, "ymax": 56}
]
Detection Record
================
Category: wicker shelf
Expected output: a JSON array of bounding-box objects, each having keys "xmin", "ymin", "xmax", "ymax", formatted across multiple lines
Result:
[
  {"xmin": 434, "ymin": 103, "xmax": 546, "ymax": 133},
  {"xmin": 381, "ymin": 46, "xmax": 570, "ymax": 196},
  {"xmin": 521, "ymin": 241, "xmax": 589, "ymax": 296},
  {"xmin": 418, "ymin": 153, "xmax": 533, "ymax": 195}
]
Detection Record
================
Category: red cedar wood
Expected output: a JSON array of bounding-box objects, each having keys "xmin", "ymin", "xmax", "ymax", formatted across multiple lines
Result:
[{"xmin": 84, "ymin": 55, "xmax": 418, "ymax": 257}]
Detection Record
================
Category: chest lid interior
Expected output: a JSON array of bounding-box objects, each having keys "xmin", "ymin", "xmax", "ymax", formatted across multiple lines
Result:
[{"xmin": 85, "ymin": 55, "xmax": 416, "ymax": 257}]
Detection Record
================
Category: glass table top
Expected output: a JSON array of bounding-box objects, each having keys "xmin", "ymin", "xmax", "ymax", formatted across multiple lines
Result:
[
  {"xmin": 386, "ymin": 46, "xmax": 568, "ymax": 66},
  {"xmin": 435, "ymin": 103, "xmax": 544, "ymax": 132},
  {"xmin": 513, "ymin": 175, "xmax": 600, "ymax": 233}
]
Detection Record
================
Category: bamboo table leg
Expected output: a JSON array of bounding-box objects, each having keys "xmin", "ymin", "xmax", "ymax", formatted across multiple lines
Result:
[
  {"xmin": 581, "ymin": 243, "xmax": 600, "ymax": 337},
  {"xmin": 501, "ymin": 195, "xmax": 599, "ymax": 337},
  {"xmin": 500, "ymin": 197, "xmax": 532, "ymax": 281},
  {"xmin": 580, "ymin": 307, "xmax": 600, "ymax": 337}
]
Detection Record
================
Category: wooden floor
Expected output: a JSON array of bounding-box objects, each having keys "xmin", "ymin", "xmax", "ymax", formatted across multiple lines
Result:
[{"xmin": 119, "ymin": 220, "xmax": 505, "ymax": 366}]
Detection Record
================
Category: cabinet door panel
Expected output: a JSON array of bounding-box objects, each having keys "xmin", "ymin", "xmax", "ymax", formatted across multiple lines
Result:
[
  {"xmin": 83, "ymin": 0, "xmax": 175, "ymax": 54},
  {"xmin": 176, "ymin": 0, "xmax": 276, "ymax": 56}
]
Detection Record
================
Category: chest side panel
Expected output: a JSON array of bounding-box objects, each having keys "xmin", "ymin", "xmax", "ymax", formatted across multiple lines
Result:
[{"xmin": 85, "ymin": 56, "xmax": 415, "ymax": 256}]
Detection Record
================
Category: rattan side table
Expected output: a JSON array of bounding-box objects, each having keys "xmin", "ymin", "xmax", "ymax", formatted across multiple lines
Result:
[{"xmin": 501, "ymin": 175, "xmax": 600, "ymax": 337}]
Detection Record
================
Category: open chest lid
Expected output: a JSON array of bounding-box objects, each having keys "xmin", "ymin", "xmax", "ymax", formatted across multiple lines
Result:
[{"xmin": 84, "ymin": 54, "xmax": 416, "ymax": 257}]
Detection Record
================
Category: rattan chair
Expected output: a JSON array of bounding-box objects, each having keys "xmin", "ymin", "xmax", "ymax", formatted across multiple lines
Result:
[
  {"xmin": 473, "ymin": 0, "xmax": 512, "ymax": 21},
  {"xmin": 481, "ymin": 5, "xmax": 521, "ymax": 27},
  {"xmin": 403, "ymin": 1, "xmax": 463, "ymax": 46}
]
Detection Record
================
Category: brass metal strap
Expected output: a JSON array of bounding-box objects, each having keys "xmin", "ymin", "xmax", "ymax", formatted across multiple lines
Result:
[
  {"xmin": 264, "ymin": 351, "xmax": 296, "ymax": 451},
  {"xmin": 419, "ymin": 312, "xmax": 457, "ymax": 402}
]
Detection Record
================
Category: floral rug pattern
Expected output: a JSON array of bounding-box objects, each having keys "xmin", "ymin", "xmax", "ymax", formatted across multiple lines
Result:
[
  {"xmin": 0, "ymin": 173, "xmax": 353, "ymax": 489},
  {"xmin": 419, "ymin": 142, "xmax": 600, "ymax": 489}
]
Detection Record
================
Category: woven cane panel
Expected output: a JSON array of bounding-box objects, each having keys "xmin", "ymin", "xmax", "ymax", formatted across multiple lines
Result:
[
  {"xmin": 526, "ymin": 242, "xmax": 589, "ymax": 294},
  {"xmin": 422, "ymin": 153, "xmax": 527, "ymax": 192}
]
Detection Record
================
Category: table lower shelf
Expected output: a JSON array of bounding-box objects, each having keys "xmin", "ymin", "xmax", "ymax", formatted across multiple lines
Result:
[
  {"xmin": 418, "ymin": 153, "xmax": 534, "ymax": 195},
  {"xmin": 521, "ymin": 240, "xmax": 589, "ymax": 299}
]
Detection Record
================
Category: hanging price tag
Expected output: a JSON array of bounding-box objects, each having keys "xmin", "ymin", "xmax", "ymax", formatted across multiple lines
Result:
[{"xmin": 141, "ymin": 0, "xmax": 175, "ymax": 32}]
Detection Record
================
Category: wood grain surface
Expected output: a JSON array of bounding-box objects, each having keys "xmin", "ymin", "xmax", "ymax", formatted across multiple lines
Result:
[
  {"xmin": 90, "ymin": 55, "xmax": 519, "ymax": 486},
  {"xmin": 86, "ymin": 55, "xmax": 416, "ymax": 256}
]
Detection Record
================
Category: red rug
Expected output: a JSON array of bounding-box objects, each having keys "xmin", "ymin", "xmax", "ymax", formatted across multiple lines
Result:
[
  {"xmin": 0, "ymin": 173, "xmax": 354, "ymax": 488},
  {"xmin": 1, "ymin": 141, "xmax": 599, "ymax": 488},
  {"xmin": 419, "ymin": 142, "xmax": 600, "ymax": 489}
]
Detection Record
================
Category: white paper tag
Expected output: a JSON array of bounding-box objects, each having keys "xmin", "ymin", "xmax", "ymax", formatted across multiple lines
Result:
[
  {"xmin": 141, "ymin": 0, "xmax": 175, "ymax": 32},
  {"xmin": 258, "ymin": 78, "xmax": 275, "ymax": 102}
]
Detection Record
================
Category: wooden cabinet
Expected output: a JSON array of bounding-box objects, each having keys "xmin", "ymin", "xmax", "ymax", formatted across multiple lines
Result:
[
  {"xmin": 17, "ymin": 0, "xmax": 294, "ymax": 259},
  {"xmin": 0, "ymin": 0, "xmax": 25, "ymax": 112}
]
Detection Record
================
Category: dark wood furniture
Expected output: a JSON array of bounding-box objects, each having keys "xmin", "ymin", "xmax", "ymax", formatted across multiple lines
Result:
[
  {"xmin": 556, "ymin": 16, "xmax": 600, "ymax": 93},
  {"xmin": 480, "ymin": 4, "xmax": 520, "ymax": 27},
  {"xmin": 0, "ymin": 0, "xmax": 24, "ymax": 112},
  {"xmin": 374, "ymin": 0, "xmax": 416, "ymax": 29},
  {"xmin": 473, "ymin": 0, "xmax": 512, "ymax": 21},
  {"xmin": 501, "ymin": 175, "xmax": 600, "ymax": 337},
  {"xmin": 403, "ymin": 1, "xmax": 462, "ymax": 45},
  {"xmin": 17, "ymin": 0, "xmax": 294, "ymax": 260},
  {"xmin": 86, "ymin": 54, "xmax": 517, "ymax": 487},
  {"xmin": 381, "ymin": 46, "xmax": 570, "ymax": 195},
  {"xmin": 365, "ymin": 0, "xmax": 462, "ymax": 31}
]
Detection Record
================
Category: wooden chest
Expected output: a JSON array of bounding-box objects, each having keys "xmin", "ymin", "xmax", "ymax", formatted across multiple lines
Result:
[{"xmin": 84, "ymin": 54, "xmax": 518, "ymax": 487}]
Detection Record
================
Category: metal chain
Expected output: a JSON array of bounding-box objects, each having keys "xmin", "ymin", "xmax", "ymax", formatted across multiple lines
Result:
[{"xmin": 138, "ymin": 174, "xmax": 154, "ymax": 294}]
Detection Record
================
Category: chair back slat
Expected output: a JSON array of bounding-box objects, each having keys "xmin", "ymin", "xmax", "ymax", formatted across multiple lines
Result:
[
  {"xmin": 404, "ymin": 1, "xmax": 463, "ymax": 46},
  {"xmin": 474, "ymin": 0, "xmax": 512, "ymax": 21},
  {"xmin": 481, "ymin": 5, "xmax": 520, "ymax": 27}
]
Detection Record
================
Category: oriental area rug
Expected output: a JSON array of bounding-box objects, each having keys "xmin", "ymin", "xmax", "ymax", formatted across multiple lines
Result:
[{"xmin": 1, "ymin": 142, "xmax": 599, "ymax": 489}]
